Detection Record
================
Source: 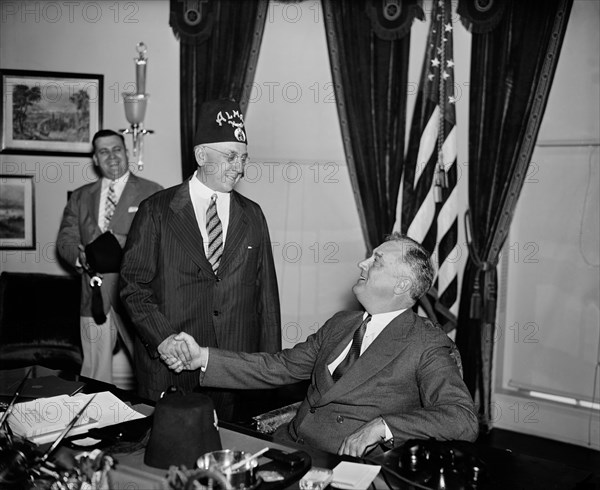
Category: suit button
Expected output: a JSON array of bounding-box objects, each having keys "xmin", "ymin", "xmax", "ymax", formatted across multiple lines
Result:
[
  {"xmin": 297, "ymin": 438, "xmax": 304, "ymax": 444},
  {"xmin": 213, "ymin": 310, "xmax": 219, "ymax": 316},
  {"xmin": 309, "ymin": 408, "xmax": 315, "ymax": 414},
  {"xmin": 336, "ymin": 415, "xmax": 344, "ymax": 423},
  {"xmin": 216, "ymin": 277, "xmax": 221, "ymax": 282}
]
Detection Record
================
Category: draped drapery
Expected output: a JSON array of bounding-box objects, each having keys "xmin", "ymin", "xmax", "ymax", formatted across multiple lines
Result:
[
  {"xmin": 322, "ymin": 0, "xmax": 423, "ymax": 251},
  {"xmin": 454, "ymin": 0, "xmax": 573, "ymax": 432},
  {"xmin": 170, "ymin": 0, "xmax": 268, "ymax": 179}
]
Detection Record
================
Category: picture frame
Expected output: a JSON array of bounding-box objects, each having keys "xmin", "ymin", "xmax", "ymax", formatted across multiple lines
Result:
[
  {"xmin": 1, "ymin": 69, "xmax": 103, "ymax": 156},
  {"xmin": 0, "ymin": 175, "xmax": 35, "ymax": 249}
]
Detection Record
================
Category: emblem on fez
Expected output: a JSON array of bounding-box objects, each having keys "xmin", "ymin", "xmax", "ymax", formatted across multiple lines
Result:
[{"xmin": 234, "ymin": 128, "xmax": 246, "ymax": 142}]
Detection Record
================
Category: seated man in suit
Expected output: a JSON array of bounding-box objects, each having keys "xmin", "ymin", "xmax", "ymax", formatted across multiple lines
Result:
[{"xmin": 164, "ymin": 233, "xmax": 478, "ymax": 457}]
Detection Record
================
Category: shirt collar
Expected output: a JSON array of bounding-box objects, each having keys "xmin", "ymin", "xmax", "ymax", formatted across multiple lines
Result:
[
  {"xmin": 191, "ymin": 169, "xmax": 231, "ymax": 200},
  {"xmin": 102, "ymin": 171, "xmax": 130, "ymax": 187},
  {"xmin": 366, "ymin": 309, "xmax": 407, "ymax": 324}
]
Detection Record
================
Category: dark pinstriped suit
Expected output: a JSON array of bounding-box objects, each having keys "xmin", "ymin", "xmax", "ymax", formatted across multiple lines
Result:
[{"xmin": 120, "ymin": 177, "xmax": 281, "ymax": 407}]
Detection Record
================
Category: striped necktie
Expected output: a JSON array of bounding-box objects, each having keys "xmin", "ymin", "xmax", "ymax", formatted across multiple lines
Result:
[
  {"xmin": 104, "ymin": 181, "xmax": 117, "ymax": 231},
  {"xmin": 206, "ymin": 194, "xmax": 223, "ymax": 273},
  {"xmin": 332, "ymin": 314, "xmax": 372, "ymax": 382}
]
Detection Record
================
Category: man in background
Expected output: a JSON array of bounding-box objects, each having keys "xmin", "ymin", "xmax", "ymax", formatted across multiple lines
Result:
[
  {"xmin": 120, "ymin": 99, "xmax": 281, "ymax": 419},
  {"xmin": 165, "ymin": 234, "xmax": 478, "ymax": 456},
  {"xmin": 57, "ymin": 129, "xmax": 163, "ymax": 384}
]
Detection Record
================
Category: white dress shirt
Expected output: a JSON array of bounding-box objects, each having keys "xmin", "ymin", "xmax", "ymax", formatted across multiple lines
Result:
[
  {"xmin": 327, "ymin": 309, "xmax": 407, "ymax": 442},
  {"xmin": 327, "ymin": 309, "xmax": 407, "ymax": 374}
]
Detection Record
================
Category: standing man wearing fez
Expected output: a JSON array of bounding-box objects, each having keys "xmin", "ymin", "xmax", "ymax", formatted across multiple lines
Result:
[
  {"xmin": 120, "ymin": 99, "xmax": 281, "ymax": 418},
  {"xmin": 57, "ymin": 129, "xmax": 163, "ymax": 384}
]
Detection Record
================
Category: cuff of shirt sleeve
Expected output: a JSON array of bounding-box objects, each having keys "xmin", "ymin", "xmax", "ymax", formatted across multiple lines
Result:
[
  {"xmin": 200, "ymin": 347, "xmax": 209, "ymax": 372},
  {"xmin": 381, "ymin": 416, "xmax": 393, "ymax": 442}
]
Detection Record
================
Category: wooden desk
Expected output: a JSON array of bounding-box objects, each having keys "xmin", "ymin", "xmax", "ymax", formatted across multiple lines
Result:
[
  {"xmin": 5, "ymin": 367, "xmax": 595, "ymax": 489},
  {"xmin": 0, "ymin": 367, "xmax": 383, "ymax": 489}
]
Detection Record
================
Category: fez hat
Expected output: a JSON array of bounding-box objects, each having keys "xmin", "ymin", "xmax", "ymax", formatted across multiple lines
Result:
[
  {"xmin": 194, "ymin": 99, "xmax": 248, "ymax": 146},
  {"xmin": 144, "ymin": 392, "xmax": 222, "ymax": 469},
  {"xmin": 85, "ymin": 232, "xmax": 122, "ymax": 273}
]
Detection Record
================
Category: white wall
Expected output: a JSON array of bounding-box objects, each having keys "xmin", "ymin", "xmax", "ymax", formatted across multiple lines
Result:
[
  {"xmin": 0, "ymin": 0, "xmax": 180, "ymax": 273},
  {"xmin": 0, "ymin": 0, "xmax": 472, "ymax": 348}
]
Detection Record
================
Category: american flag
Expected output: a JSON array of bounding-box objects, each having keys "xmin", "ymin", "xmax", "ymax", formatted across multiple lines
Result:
[{"xmin": 393, "ymin": 0, "xmax": 459, "ymax": 329}]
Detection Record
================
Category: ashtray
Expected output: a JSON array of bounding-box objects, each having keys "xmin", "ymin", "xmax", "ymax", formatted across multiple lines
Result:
[
  {"xmin": 196, "ymin": 449, "xmax": 259, "ymax": 489},
  {"xmin": 299, "ymin": 467, "xmax": 334, "ymax": 490}
]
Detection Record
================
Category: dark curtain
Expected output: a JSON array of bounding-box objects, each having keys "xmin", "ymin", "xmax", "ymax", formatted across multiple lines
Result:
[
  {"xmin": 322, "ymin": 0, "xmax": 423, "ymax": 251},
  {"xmin": 170, "ymin": 0, "xmax": 268, "ymax": 179},
  {"xmin": 455, "ymin": 0, "xmax": 573, "ymax": 432}
]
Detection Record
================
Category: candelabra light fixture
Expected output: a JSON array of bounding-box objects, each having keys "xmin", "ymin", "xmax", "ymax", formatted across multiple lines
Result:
[{"xmin": 122, "ymin": 42, "xmax": 153, "ymax": 170}]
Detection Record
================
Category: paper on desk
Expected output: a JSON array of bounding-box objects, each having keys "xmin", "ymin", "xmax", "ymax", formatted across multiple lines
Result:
[
  {"xmin": 8, "ymin": 391, "xmax": 146, "ymax": 445},
  {"xmin": 331, "ymin": 461, "xmax": 381, "ymax": 490}
]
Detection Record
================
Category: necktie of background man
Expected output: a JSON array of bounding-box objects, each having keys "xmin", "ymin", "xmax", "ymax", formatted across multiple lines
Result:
[
  {"xmin": 206, "ymin": 194, "xmax": 223, "ymax": 273},
  {"xmin": 104, "ymin": 181, "xmax": 117, "ymax": 231},
  {"xmin": 332, "ymin": 314, "xmax": 372, "ymax": 382}
]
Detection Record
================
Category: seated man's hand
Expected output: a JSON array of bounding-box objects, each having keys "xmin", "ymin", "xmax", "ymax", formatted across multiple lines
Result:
[
  {"xmin": 160, "ymin": 332, "xmax": 205, "ymax": 372},
  {"xmin": 337, "ymin": 417, "xmax": 386, "ymax": 457}
]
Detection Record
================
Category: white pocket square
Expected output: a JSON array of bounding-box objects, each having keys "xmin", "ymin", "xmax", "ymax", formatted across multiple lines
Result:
[{"xmin": 128, "ymin": 206, "xmax": 139, "ymax": 213}]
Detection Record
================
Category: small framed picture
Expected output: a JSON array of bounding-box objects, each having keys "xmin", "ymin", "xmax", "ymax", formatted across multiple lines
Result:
[
  {"xmin": 0, "ymin": 175, "xmax": 35, "ymax": 249},
  {"xmin": 1, "ymin": 69, "xmax": 103, "ymax": 156}
]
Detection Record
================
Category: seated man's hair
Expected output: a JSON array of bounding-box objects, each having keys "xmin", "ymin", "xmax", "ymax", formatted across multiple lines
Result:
[{"xmin": 386, "ymin": 232, "xmax": 434, "ymax": 301}]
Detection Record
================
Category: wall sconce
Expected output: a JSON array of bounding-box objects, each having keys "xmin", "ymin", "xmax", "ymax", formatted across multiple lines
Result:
[{"xmin": 121, "ymin": 42, "xmax": 153, "ymax": 170}]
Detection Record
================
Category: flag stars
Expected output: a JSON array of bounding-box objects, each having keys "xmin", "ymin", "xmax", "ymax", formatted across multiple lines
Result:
[
  {"xmin": 428, "ymin": 73, "xmax": 435, "ymax": 81},
  {"xmin": 442, "ymin": 70, "xmax": 450, "ymax": 80},
  {"xmin": 431, "ymin": 58, "xmax": 441, "ymax": 67},
  {"xmin": 449, "ymin": 95, "xmax": 456, "ymax": 104},
  {"xmin": 447, "ymin": 59, "xmax": 455, "ymax": 68},
  {"xmin": 445, "ymin": 23, "xmax": 453, "ymax": 32}
]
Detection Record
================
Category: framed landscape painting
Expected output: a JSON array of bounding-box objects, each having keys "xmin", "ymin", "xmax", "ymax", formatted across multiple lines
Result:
[
  {"xmin": 0, "ymin": 69, "xmax": 103, "ymax": 156},
  {"xmin": 0, "ymin": 175, "xmax": 35, "ymax": 249}
]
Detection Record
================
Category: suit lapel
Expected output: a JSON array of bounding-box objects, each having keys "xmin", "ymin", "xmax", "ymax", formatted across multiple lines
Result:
[
  {"xmin": 110, "ymin": 173, "xmax": 138, "ymax": 225},
  {"xmin": 312, "ymin": 313, "xmax": 365, "ymax": 397},
  {"xmin": 167, "ymin": 179, "xmax": 213, "ymax": 274},
  {"xmin": 218, "ymin": 191, "xmax": 248, "ymax": 275},
  {"xmin": 87, "ymin": 180, "xmax": 102, "ymax": 235},
  {"xmin": 107, "ymin": 173, "xmax": 140, "ymax": 228},
  {"xmin": 315, "ymin": 310, "xmax": 416, "ymax": 406}
]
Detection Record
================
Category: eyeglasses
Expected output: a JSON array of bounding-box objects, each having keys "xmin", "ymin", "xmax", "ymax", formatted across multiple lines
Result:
[{"xmin": 203, "ymin": 146, "xmax": 249, "ymax": 166}]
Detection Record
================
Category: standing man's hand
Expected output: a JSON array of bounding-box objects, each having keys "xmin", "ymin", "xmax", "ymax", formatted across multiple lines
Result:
[
  {"xmin": 337, "ymin": 417, "xmax": 387, "ymax": 457},
  {"xmin": 158, "ymin": 334, "xmax": 192, "ymax": 368},
  {"xmin": 160, "ymin": 332, "xmax": 206, "ymax": 372}
]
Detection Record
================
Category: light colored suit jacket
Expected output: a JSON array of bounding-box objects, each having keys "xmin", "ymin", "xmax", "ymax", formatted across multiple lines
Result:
[
  {"xmin": 120, "ymin": 178, "xmax": 281, "ymax": 400},
  {"xmin": 200, "ymin": 309, "xmax": 478, "ymax": 454},
  {"xmin": 57, "ymin": 173, "xmax": 163, "ymax": 317}
]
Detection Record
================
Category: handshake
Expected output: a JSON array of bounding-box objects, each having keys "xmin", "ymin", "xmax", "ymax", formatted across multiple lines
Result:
[{"xmin": 158, "ymin": 332, "xmax": 207, "ymax": 373}]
